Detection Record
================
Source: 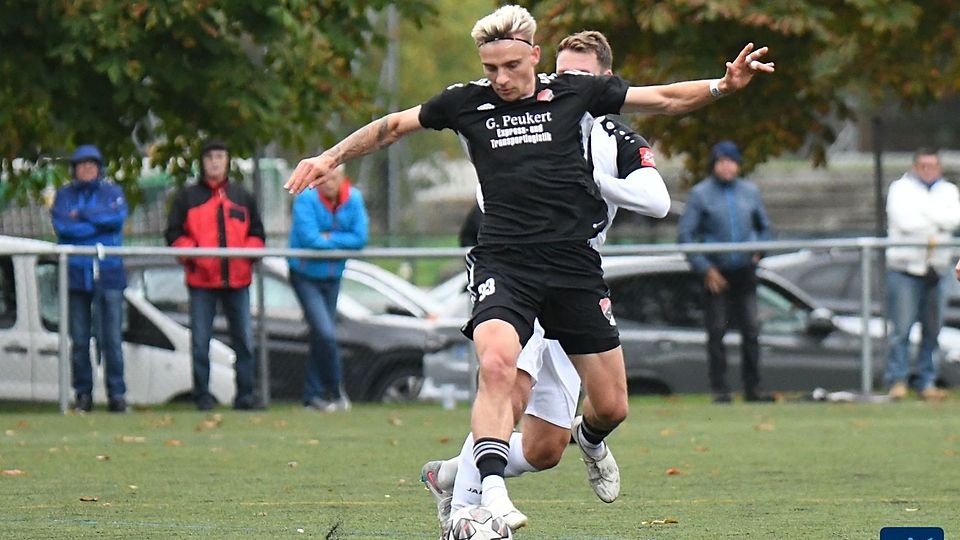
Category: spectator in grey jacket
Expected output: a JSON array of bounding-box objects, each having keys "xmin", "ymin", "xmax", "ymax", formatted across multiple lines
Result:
[{"xmin": 678, "ymin": 141, "xmax": 773, "ymax": 403}]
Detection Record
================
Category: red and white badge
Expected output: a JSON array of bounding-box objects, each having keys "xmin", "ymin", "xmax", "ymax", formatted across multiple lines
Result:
[
  {"xmin": 639, "ymin": 147, "xmax": 656, "ymax": 168},
  {"xmin": 536, "ymin": 89, "xmax": 554, "ymax": 102}
]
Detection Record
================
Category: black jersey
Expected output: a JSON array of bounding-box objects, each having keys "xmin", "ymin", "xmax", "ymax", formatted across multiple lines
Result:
[{"xmin": 419, "ymin": 72, "xmax": 630, "ymax": 245}]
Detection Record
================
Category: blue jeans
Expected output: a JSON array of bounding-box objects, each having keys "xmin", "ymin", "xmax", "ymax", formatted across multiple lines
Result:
[
  {"xmin": 885, "ymin": 269, "xmax": 944, "ymax": 390},
  {"xmin": 69, "ymin": 289, "xmax": 126, "ymax": 399},
  {"xmin": 289, "ymin": 271, "xmax": 342, "ymax": 402},
  {"xmin": 188, "ymin": 287, "xmax": 255, "ymax": 403}
]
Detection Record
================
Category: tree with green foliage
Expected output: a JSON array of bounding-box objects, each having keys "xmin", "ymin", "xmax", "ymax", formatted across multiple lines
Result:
[
  {"xmin": 520, "ymin": 0, "xmax": 960, "ymax": 183},
  {"xmin": 0, "ymin": 0, "xmax": 432, "ymax": 204}
]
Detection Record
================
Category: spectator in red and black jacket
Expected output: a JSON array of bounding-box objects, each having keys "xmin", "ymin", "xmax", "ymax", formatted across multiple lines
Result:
[{"xmin": 164, "ymin": 139, "xmax": 265, "ymax": 411}]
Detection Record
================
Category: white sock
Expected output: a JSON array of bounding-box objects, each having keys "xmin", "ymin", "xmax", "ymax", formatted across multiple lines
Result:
[
  {"xmin": 437, "ymin": 457, "xmax": 458, "ymax": 492},
  {"xmin": 451, "ymin": 433, "xmax": 481, "ymax": 514},
  {"xmin": 504, "ymin": 432, "xmax": 537, "ymax": 477},
  {"xmin": 577, "ymin": 424, "xmax": 607, "ymax": 460},
  {"xmin": 480, "ymin": 475, "xmax": 507, "ymax": 508}
]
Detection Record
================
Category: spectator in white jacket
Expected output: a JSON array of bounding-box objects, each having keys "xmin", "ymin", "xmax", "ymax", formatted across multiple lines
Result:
[{"xmin": 886, "ymin": 148, "xmax": 960, "ymax": 401}]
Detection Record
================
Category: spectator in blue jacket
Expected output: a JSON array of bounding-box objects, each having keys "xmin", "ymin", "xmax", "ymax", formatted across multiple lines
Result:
[
  {"xmin": 288, "ymin": 165, "xmax": 368, "ymax": 411},
  {"xmin": 51, "ymin": 144, "xmax": 129, "ymax": 413},
  {"xmin": 678, "ymin": 141, "xmax": 773, "ymax": 403}
]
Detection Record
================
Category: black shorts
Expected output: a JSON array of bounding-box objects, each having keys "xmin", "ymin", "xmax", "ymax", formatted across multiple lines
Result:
[{"xmin": 462, "ymin": 242, "xmax": 620, "ymax": 355}]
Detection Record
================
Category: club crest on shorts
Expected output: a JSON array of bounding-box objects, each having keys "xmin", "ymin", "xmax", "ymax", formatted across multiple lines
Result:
[
  {"xmin": 477, "ymin": 277, "xmax": 496, "ymax": 302},
  {"xmin": 536, "ymin": 89, "xmax": 554, "ymax": 102},
  {"xmin": 599, "ymin": 297, "xmax": 616, "ymax": 326}
]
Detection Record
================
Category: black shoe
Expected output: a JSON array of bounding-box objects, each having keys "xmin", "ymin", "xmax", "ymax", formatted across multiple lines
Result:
[
  {"xmin": 108, "ymin": 397, "xmax": 127, "ymax": 413},
  {"xmin": 233, "ymin": 395, "xmax": 265, "ymax": 411},
  {"xmin": 195, "ymin": 394, "xmax": 216, "ymax": 411},
  {"xmin": 744, "ymin": 390, "xmax": 776, "ymax": 403},
  {"xmin": 712, "ymin": 392, "xmax": 732, "ymax": 404},
  {"xmin": 75, "ymin": 393, "xmax": 93, "ymax": 412}
]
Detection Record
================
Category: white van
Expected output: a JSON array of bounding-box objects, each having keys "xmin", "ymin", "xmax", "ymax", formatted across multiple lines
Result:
[{"xmin": 0, "ymin": 235, "xmax": 236, "ymax": 406}]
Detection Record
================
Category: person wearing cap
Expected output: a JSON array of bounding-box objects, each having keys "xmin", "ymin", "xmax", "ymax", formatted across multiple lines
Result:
[
  {"xmin": 50, "ymin": 144, "xmax": 129, "ymax": 413},
  {"xmin": 164, "ymin": 139, "xmax": 266, "ymax": 411},
  {"xmin": 287, "ymin": 164, "xmax": 368, "ymax": 412},
  {"xmin": 678, "ymin": 140, "xmax": 773, "ymax": 403}
]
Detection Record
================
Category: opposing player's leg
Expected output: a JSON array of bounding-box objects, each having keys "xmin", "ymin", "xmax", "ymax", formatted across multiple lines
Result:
[{"xmin": 569, "ymin": 346, "xmax": 628, "ymax": 502}]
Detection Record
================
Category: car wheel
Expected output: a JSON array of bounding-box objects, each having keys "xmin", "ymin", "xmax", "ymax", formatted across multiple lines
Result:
[{"xmin": 371, "ymin": 363, "xmax": 424, "ymax": 403}]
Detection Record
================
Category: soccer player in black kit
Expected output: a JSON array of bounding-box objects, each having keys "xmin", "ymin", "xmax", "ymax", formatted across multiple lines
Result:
[{"xmin": 284, "ymin": 4, "xmax": 774, "ymax": 531}]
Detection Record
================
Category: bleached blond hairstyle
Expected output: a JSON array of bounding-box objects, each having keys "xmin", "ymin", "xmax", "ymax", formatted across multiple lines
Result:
[{"xmin": 471, "ymin": 5, "xmax": 537, "ymax": 48}]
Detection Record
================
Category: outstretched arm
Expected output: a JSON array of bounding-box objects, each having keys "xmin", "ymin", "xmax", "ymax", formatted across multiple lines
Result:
[
  {"xmin": 284, "ymin": 105, "xmax": 424, "ymax": 194},
  {"xmin": 622, "ymin": 43, "xmax": 775, "ymax": 115}
]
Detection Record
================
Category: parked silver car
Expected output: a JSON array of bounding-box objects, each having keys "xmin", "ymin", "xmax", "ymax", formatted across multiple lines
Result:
[
  {"xmin": 0, "ymin": 235, "xmax": 236, "ymax": 405},
  {"xmin": 425, "ymin": 255, "xmax": 960, "ymax": 395}
]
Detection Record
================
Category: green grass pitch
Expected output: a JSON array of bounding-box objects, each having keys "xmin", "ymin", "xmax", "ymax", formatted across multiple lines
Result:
[{"xmin": 1, "ymin": 396, "xmax": 958, "ymax": 539}]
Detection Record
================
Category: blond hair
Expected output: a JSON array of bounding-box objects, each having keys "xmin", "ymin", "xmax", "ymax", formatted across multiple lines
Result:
[
  {"xmin": 557, "ymin": 31, "xmax": 613, "ymax": 71},
  {"xmin": 471, "ymin": 5, "xmax": 537, "ymax": 48}
]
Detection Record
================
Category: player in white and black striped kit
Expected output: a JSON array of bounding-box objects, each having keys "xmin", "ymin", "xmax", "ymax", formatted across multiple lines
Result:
[
  {"xmin": 420, "ymin": 31, "xmax": 674, "ymax": 537},
  {"xmin": 284, "ymin": 6, "xmax": 774, "ymax": 531}
]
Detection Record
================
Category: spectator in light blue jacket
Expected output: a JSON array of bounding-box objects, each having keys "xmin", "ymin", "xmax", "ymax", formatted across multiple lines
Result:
[
  {"xmin": 288, "ymin": 164, "xmax": 368, "ymax": 411},
  {"xmin": 50, "ymin": 144, "xmax": 128, "ymax": 413},
  {"xmin": 678, "ymin": 141, "xmax": 772, "ymax": 404}
]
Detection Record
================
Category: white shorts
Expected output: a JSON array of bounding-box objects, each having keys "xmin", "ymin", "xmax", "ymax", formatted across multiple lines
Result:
[{"xmin": 516, "ymin": 321, "xmax": 582, "ymax": 428}]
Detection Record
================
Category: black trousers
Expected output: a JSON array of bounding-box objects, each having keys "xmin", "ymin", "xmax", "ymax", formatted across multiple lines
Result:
[{"xmin": 704, "ymin": 267, "xmax": 760, "ymax": 394}]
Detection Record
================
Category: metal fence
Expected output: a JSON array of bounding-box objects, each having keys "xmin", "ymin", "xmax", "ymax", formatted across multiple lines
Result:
[{"xmin": 2, "ymin": 237, "xmax": 957, "ymax": 413}]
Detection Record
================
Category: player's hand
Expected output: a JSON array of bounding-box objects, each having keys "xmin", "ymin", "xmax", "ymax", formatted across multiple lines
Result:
[
  {"xmin": 954, "ymin": 257, "xmax": 960, "ymax": 282},
  {"xmin": 284, "ymin": 154, "xmax": 336, "ymax": 195},
  {"xmin": 718, "ymin": 42, "xmax": 775, "ymax": 94},
  {"xmin": 704, "ymin": 267, "xmax": 729, "ymax": 294}
]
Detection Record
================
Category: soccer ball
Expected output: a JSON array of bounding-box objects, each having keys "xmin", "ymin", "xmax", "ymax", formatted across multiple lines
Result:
[{"xmin": 446, "ymin": 506, "xmax": 513, "ymax": 540}]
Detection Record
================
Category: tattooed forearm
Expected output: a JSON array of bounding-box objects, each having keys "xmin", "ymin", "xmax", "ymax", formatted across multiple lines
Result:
[{"xmin": 324, "ymin": 116, "xmax": 397, "ymax": 165}]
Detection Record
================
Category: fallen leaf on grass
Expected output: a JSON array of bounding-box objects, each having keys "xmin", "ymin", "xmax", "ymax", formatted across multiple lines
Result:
[
  {"xmin": 287, "ymin": 461, "xmax": 299, "ymax": 468},
  {"xmin": 101, "ymin": 502, "xmax": 112, "ymax": 508},
  {"xmin": 1, "ymin": 469, "xmax": 26, "ymax": 476},
  {"xmin": 306, "ymin": 439, "xmax": 320, "ymax": 446},
  {"xmin": 754, "ymin": 421, "xmax": 775, "ymax": 432},
  {"xmin": 95, "ymin": 455, "xmax": 110, "ymax": 461},
  {"xmin": 127, "ymin": 485, "xmax": 138, "ymax": 491},
  {"xmin": 388, "ymin": 415, "xmax": 403, "ymax": 427},
  {"xmin": 195, "ymin": 419, "xmax": 221, "ymax": 432},
  {"xmin": 273, "ymin": 420, "xmax": 288, "ymax": 429},
  {"xmin": 79, "ymin": 496, "xmax": 99, "ymax": 502},
  {"xmin": 5, "ymin": 430, "xmax": 15, "ymax": 436},
  {"xmin": 850, "ymin": 419, "xmax": 870, "ymax": 429},
  {"xmin": 117, "ymin": 435, "xmax": 146, "ymax": 443},
  {"xmin": 164, "ymin": 439, "xmax": 184, "ymax": 447},
  {"xmin": 388, "ymin": 438, "xmax": 399, "ymax": 447},
  {"xmin": 693, "ymin": 446, "xmax": 708, "ymax": 453},
  {"xmin": 150, "ymin": 415, "xmax": 174, "ymax": 428},
  {"xmin": 659, "ymin": 428, "xmax": 676, "ymax": 438},
  {"xmin": 438, "ymin": 436, "xmax": 450, "ymax": 444},
  {"xmin": 397, "ymin": 479, "xmax": 407, "ymax": 486},
  {"xmin": 16, "ymin": 420, "xmax": 28, "ymax": 428},
  {"xmin": 944, "ymin": 449, "xmax": 957, "ymax": 457},
  {"xmin": 905, "ymin": 508, "xmax": 919, "ymax": 512},
  {"xmin": 641, "ymin": 518, "xmax": 679, "ymax": 525},
  {"xmin": 665, "ymin": 467, "xmax": 683, "ymax": 476}
]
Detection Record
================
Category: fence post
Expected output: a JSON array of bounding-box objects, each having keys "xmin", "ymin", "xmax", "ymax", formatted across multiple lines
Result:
[
  {"xmin": 58, "ymin": 251, "xmax": 70, "ymax": 413},
  {"xmin": 859, "ymin": 242, "xmax": 874, "ymax": 395}
]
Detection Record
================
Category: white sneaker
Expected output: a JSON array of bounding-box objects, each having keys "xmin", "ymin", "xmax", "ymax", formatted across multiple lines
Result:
[
  {"xmin": 421, "ymin": 461, "xmax": 453, "ymax": 537},
  {"xmin": 571, "ymin": 415, "xmax": 620, "ymax": 503},
  {"xmin": 484, "ymin": 496, "xmax": 528, "ymax": 531}
]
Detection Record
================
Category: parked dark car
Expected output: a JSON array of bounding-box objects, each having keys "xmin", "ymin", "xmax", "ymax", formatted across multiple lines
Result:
[
  {"xmin": 760, "ymin": 250, "xmax": 960, "ymax": 328},
  {"xmin": 426, "ymin": 256, "xmax": 960, "ymax": 395},
  {"xmin": 125, "ymin": 257, "xmax": 455, "ymax": 403}
]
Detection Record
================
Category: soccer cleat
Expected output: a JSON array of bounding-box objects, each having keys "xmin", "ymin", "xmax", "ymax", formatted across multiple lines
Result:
[
  {"xmin": 571, "ymin": 415, "xmax": 620, "ymax": 503},
  {"xmin": 421, "ymin": 461, "xmax": 453, "ymax": 536},
  {"xmin": 483, "ymin": 494, "xmax": 528, "ymax": 531}
]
